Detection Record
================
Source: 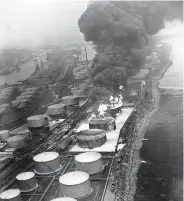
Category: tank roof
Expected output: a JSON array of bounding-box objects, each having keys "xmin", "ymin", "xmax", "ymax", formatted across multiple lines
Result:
[
  {"xmin": 75, "ymin": 152, "xmax": 101, "ymax": 163},
  {"xmin": 16, "ymin": 172, "xmax": 35, "ymax": 180},
  {"xmin": 0, "ymin": 189, "xmax": 20, "ymax": 199},
  {"xmin": 33, "ymin": 152, "xmax": 59, "ymax": 162},
  {"xmin": 51, "ymin": 198, "xmax": 77, "ymax": 201},
  {"xmin": 59, "ymin": 171, "xmax": 89, "ymax": 185}
]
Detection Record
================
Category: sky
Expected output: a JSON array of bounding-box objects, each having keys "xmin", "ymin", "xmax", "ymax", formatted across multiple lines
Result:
[{"xmin": 0, "ymin": 0, "xmax": 90, "ymax": 49}]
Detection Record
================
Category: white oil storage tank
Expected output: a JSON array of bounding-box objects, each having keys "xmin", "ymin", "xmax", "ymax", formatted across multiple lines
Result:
[
  {"xmin": 59, "ymin": 171, "xmax": 91, "ymax": 199},
  {"xmin": 0, "ymin": 189, "xmax": 22, "ymax": 201},
  {"xmin": 75, "ymin": 152, "xmax": 103, "ymax": 175},
  {"xmin": 33, "ymin": 152, "xmax": 61, "ymax": 175},
  {"xmin": 51, "ymin": 198, "xmax": 77, "ymax": 201},
  {"xmin": 0, "ymin": 130, "xmax": 10, "ymax": 142},
  {"xmin": 6, "ymin": 135, "xmax": 26, "ymax": 149},
  {"xmin": 16, "ymin": 172, "xmax": 38, "ymax": 192},
  {"xmin": 62, "ymin": 96, "xmax": 79, "ymax": 106}
]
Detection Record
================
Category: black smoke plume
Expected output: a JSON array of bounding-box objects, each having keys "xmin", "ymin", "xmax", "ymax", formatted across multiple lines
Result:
[{"xmin": 78, "ymin": 1, "xmax": 182, "ymax": 102}]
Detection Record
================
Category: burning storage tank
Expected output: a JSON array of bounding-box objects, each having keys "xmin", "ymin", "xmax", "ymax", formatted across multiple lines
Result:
[
  {"xmin": 59, "ymin": 171, "xmax": 91, "ymax": 198},
  {"xmin": 27, "ymin": 115, "xmax": 49, "ymax": 135},
  {"xmin": 47, "ymin": 104, "xmax": 65, "ymax": 116},
  {"xmin": 51, "ymin": 198, "xmax": 77, "ymax": 201},
  {"xmin": 89, "ymin": 117, "xmax": 116, "ymax": 132},
  {"xmin": 75, "ymin": 152, "xmax": 102, "ymax": 175},
  {"xmin": 0, "ymin": 189, "xmax": 22, "ymax": 201},
  {"xmin": 33, "ymin": 152, "xmax": 61, "ymax": 174},
  {"xmin": 17, "ymin": 130, "xmax": 32, "ymax": 141},
  {"xmin": 77, "ymin": 129, "xmax": 107, "ymax": 149},
  {"xmin": 6, "ymin": 135, "xmax": 26, "ymax": 149},
  {"xmin": 16, "ymin": 172, "xmax": 38, "ymax": 192},
  {"xmin": 0, "ymin": 130, "xmax": 10, "ymax": 142}
]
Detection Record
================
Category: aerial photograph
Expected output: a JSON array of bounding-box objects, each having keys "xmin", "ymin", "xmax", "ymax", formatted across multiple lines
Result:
[{"xmin": 0, "ymin": 0, "xmax": 183, "ymax": 201}]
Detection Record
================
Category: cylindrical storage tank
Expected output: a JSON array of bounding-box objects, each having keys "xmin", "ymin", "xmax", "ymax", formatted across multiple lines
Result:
[
  {"xmin": 70, "ymin": 87, "xmax": 79, "ymax": 94},
  {"xmin": 47, "ymin": 104, "xmax": 65, "ymax": 116},
  {"xmin": 17, "ymin": 99, "xmax": 27, "ymax": 109},
  {"xmin": 21, "ymin": 94, "xmax": 32, "ymax": 99},
  {"xmin": 11, "ymin": 100, "xmax": 20, "ymax": 107},
  {"xmin": 33, "ymin": 152, "xmax": 61, "ymax": 175},
  {"xmin": 62, "ymin": 96, "xmax": 79, "ymax": 106},
  {"xmin": 27, "ymin": 115, "xmax": 49, "ymax": 128},
  {"xmin": 17, "ymin": 86, "xmax": 25, "ymax": 93},
  {"xmin": 75, "ymin": 152, "xmax": 102, "ymax": 175},
  {"xmin": 59, "ymin": 171, "xmax": 91, "ymax": 199},
  {"xmin": 77, "ymin": 129, "xmax": 107, "ymax": 149},
  {"xmin": 0, "ymin": 130, "xmax": 10, "ymax": 142},
  {"xmin": 79, "ymin": 97, "xmax": 88, "ymax": 107},
  {"xmin": 89, "ymin": 117, "xmax": 116, "ymax": 131},
  {"xmin": 16, "ymin": 95, "xmax": 27, "ymax": 100},
  {"xmin": 21, "ymin": 91, "xmax": 34, "ymax": 96},
  {"xmin": 17, "ymin": 130, "xmax": 32, "ymax": 141},
  {"xmin": 16, "ymin": 172, "xmax": 38, "ymax": 192},
  {"xmin": 51, "ymin": 198, "xmax": 77, "ymax": 201},
  {"xmin": 7, "ymin": 135, "xmax": 26, "ymax": 149},
  {"xmin": 79, "ymin": 84, "xmax": 87, "ymax": 90},
  {"xmin": 72, "ymin": 90, "xmax": 86, "ymax": 97},
  {"xmin": 24, "ymin": 87, "xmax": 38, "ymax": 92},
  {"xmin": 0, "ymin": 189, "xmax": 22, "ymax": 201},
  {"xmin": 65, "ymin": 105, "xmax": 79, "ymax": 116},
  {"xmin": 0, "ymin": 104, "xmax": 9, "ymax": 112}
]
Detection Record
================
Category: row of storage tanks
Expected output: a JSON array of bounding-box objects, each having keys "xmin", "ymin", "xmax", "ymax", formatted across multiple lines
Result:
[
  {"xmin": 0, "ymin": 94, "xmax": 89, "ymax": 151},
  {"xmin": 0, "ymin": 151, "xmax": 103, "ymax": 200},
  {"xmin": 0, "ymin": 87, "xmax": 14, "ymax": 104},
  {"xmin": 0, "ymin": 87, "xmax": 40, "ymax": 114},
  {"xmin": 11, "ymin": 87, "xmax": 39, "ymax": 109},
  {"xmin": 0, "ymin": 87, "xmax": 14, "ymax": 114}
]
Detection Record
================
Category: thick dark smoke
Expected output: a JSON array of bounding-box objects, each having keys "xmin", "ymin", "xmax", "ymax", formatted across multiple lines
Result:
[
  {"xmin": 78, "ymin": 1, "xmax": 151, "ymax": 98},
  {"xmin": 78, "ymin": 1, "xmax": 182, "ymax": 102}
]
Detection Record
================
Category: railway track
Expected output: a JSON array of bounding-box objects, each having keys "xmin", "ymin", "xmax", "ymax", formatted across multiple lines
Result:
[
  {"xmin": 0, "ymin": 52, "xmax": 91, "ymax": 192},
  {"xmin": 0, "ymin": 99, "xmax": 91, "ymax": 193}
]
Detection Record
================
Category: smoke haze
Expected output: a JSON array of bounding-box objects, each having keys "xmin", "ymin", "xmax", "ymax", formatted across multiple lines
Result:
[{"xmin": 0, "ymin": 0, "xmax": 89, "ymax": 49}]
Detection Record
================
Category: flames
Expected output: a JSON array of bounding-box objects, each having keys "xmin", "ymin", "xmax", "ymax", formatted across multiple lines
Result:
[
  {"xmin": 95, "ymin": 94, "xmax": 124, "ymax": 118},
  {"xmin": 109, "ymin": 94, "xmax": 123, "ymax": 109},
  {"xmin": 98, "ymin": 104, "xmax": 108, "ymax": 118}
]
